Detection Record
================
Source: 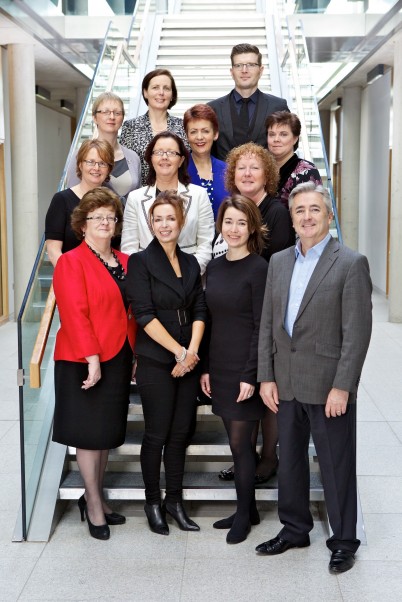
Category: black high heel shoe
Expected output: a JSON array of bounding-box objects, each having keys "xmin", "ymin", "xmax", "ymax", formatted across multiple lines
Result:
[
  {"xmin": 105, "ymin": 511, "xmax": 126, "ymax": 525},
  {"xmin": 78, "ymin": 494, "xmax": 125, "ymax": 525},
  {"xmin": 162, "ymin": 501, "xmax": 200, "ymax": 531},
  {"xmin": 83, "ymin": 507, "xmax": 110, "ymax": 540},
  {"xmin": 144, "ymin": 503, "xmax": 169, "ymax": 535},
  {"xmin": 78, "ymin": 494, "xmax": 87, "ymax": 522},
  {"xmin": 219, "ymin": 452, "xmax": 260, "ymax": 481}
]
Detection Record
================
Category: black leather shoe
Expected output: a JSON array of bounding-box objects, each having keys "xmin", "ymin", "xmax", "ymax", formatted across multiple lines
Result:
[
  {"xmin": 328, "ymin": 550, "xmax": 355, "ymax": 574},
  {"xmin": 218, "ymin": 466, "xmax": 235, "ymax": 481},
  {"xmin": 162, "ymin": 501, "xmax": 200, "ymax": 531},
  {"xmin": 213, "ymin": 508, "xmax": 260, "ymax": 529},
  {"xmin": 256, "ymin": 535, "xmax": 310, "ymax": 555},
  {"xmin": 105, "ymin": 511, "xmax": 126, "ymax": 525},
  {"xmin": 226, "ymin": 521, "xmax": 251, "ymax": 544},
  {"xmin": 144, "ymin": 503, "xmax": 169, "ymax": 536},
  {"xmin": 84, "ymin": 507, "xmax": 110, "ymax": 540},
  {"xmin": 78, "ymin": 494, "xmax": 87, "ymax": 522}
]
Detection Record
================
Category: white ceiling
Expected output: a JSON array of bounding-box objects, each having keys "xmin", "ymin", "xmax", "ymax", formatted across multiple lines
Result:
[{"xmin": 0, "ymin": 11, "xmax": 90, "ymax": 111}]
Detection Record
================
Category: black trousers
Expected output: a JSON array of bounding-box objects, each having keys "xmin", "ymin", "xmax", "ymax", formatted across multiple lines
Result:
[
  {"xmin": 277, "ymin": 398, "xmax": 360, "ymax": 553},
  {"xmin": 136, "ymin": 355, "xmax": 199, "ymax": 504}
]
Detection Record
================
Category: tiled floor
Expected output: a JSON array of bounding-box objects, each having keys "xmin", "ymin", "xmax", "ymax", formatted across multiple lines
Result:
[{"xmin": 1, "ymin": 291, "xmax": 401, "ymax": 601}]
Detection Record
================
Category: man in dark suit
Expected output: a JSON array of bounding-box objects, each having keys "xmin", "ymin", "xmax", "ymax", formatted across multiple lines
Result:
[
  {"xmin": 256, "ymin": 182, "xmax": 372, "ymax": 574},
  {"xmin": 208, "ymin": 43, "xmax": 289, "ymax": 160}
]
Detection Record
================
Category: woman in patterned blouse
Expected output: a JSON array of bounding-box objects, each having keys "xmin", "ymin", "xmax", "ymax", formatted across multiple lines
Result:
[
  {"xmin": 266, "ymin": 111, "xmax": 322, "ymax": 209},
  {"xmin": 120, "ymin": 69, "xmax": 189, "ymax": 186}
]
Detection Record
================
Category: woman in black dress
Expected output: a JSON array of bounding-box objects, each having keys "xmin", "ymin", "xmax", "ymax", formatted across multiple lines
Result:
[
  {"xmin": 201, "ymin": 195, "xmax": 268, "ymax": 544},
  {"xmin": 52, "ymin": 188, "xmax": 136, "ymax": 540},
  {"xmin": 126, "ymin": 191, "xmax": 207, "ymax": 536},
  {"xmin": 45, "ymin": 139, "xmax": 114, "ymax": 266}
]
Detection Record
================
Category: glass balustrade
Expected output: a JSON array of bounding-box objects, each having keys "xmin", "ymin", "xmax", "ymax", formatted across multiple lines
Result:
[{"xmin": 16, "ymin": 18, "xmax": 139, "ymax": 539}]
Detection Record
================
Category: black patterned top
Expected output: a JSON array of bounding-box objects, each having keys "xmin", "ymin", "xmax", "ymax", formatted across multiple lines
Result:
[{"xmin": 120, "ymin": 112, "xmax": 190, "ymax": 186}]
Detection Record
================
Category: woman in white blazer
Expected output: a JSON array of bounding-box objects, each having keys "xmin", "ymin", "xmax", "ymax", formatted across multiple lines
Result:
[{"xmin": 121, "ymin": 131, "xmax": 214, "ymax": 275}]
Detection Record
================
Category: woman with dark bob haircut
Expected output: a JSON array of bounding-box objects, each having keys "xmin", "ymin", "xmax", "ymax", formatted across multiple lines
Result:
[
  {"xmin": 201, "ymin": 195, "xmax": 268, "ymax": 544},
  {"xmin": 45, "ymin": 139, "xmax": 114, "ymax": 267},
  {"xmin": 52, "ymin": 187, "xmax": 136, "ymax": 541},
  {"xmin": 121, "ymin": 131, "xmax": 215, "ymax": 275},
  {"xmin": 266, "ymin": 110, "xmax": 322, "ymax": 209},
  {"xmin": 183, "ymin": 104, "xmax": 229, "ymax": 219},
  {"xmin": 120, "ymin": 68, "xmax": 189, "ymax": 185},
  {"xmin": 126, "ymin": 190, "xmax": 207, "ymax": 536}
]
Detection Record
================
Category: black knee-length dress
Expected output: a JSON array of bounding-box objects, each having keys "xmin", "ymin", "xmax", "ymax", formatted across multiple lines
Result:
[{"xmin": 205, "ymin": 253, "xmax": 268, "ymax": 421}]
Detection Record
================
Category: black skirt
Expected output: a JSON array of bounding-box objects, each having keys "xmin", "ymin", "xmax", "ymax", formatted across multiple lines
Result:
[{"xmin": 52, "ymin": 340, "xmax": 132, "ymax": 450}]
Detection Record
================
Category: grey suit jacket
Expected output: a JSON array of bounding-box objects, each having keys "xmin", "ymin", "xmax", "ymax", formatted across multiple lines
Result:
[
  {"xmin": 208, "ymin": 90, "xmax": 289, "ymax": 160},
  {"xmin": 257, "ymin": 237, "xmax": 372, "ymax": 405}
]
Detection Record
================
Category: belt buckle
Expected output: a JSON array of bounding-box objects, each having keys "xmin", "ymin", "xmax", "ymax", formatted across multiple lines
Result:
[{"xmin": 177, "ymin": 309, "xmax": 187, "ymax": 326}]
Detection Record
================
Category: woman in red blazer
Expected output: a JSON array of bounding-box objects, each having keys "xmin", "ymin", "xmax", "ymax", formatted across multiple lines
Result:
[{"xmin": 52, "ymin": 188, "xmax": 136, "ymax": 541}]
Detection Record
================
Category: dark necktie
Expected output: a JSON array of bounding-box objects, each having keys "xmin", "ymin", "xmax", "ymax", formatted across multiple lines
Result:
[{"xmin": 239, "ymin": 98, "xmax": 250, "ymax": 134}]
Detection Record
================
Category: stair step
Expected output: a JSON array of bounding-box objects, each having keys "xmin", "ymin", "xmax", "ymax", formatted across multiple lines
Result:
[
  {"xmin": 67, "ymin": 431, "xmax": 317, "ymax": 458},
  {"xmin": 59, "ymin": 470, "xmax": 324, "ymax": 502}
]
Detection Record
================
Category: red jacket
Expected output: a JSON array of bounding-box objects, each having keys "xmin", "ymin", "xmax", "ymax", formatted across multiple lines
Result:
[{"xmin": 53, "ymin": 241, "xmax": 136, "ymax": 362}]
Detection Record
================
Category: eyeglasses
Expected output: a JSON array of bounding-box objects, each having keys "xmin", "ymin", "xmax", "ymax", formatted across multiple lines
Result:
[
  {"xmin": 82, "ymin": 160, "xmax": 109, "ymax": 169},
  {"xmin": 86, "ymin": 216, "xmax": 118, "ymax": 223},
  {"xmin": 95, "ymin": 110, "xmax": 123, "ymax": 117},
  {"xmin": 232, "ymin": 63, "xmax": 260, "ymax": 70},
  {"xmin": 151, "ymin": 150, "xmax": 182, "ymax": 158}
]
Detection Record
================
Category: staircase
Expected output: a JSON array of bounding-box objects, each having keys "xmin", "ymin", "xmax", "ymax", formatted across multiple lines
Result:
[
  {"xmin": 17, "ymin": 2, "xmax": 338, "ymax": 542},
  {"xmin": 57, "ymin": 2, "xmax": 325, "ymax": 509}
]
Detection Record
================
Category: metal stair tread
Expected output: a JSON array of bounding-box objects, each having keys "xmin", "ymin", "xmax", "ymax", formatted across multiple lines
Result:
[
  {"xmin": 59, "ymin": 470, "xmax": 324, "ymax": 501},
  {"xmin": 67, "ymin": 431, "xmax": 317, "ymax": 457}
]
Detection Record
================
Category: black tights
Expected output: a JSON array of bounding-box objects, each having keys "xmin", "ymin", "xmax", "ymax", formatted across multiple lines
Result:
[{"xmin": 222, "ymin": 417, "xmax": 258, "ymax": 526}]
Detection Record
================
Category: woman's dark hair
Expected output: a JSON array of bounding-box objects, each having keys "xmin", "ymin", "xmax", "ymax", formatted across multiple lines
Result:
[
  {"xmin": 216, "ymin": 194, "xmax": 268, "ymax": 255},
  {"xmin": 75, "ymin": 139, "xmax": 114, "ymax": 182},
  {"xmin": 225, "ymin": 142, "xmax": 279, "ymax": 198},
  {"xmin": 183, "ymin": 104, "xmax": 219, "ymax": 134},
  {"xmin": 265, "ymin": 111, "xmax": 301, "ymax": 151},
  {"xmin": 71, "ymin": 187, "xmax": 124, "ymax": 239},
  {"xmin": 144, "ymin": 131, "xmax": 190, "ymax": 187},
  {"xmin": 142, "ymin": 68, "xmax": 178, "ymax": 109},
  {"xmin": 149, "ymin": 190, "xmax": 186, "ymax": 232}
]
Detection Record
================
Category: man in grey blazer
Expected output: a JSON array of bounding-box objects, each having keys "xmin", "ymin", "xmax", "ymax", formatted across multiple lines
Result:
[
  {"xmin": 208, "ymin": 43, "xmax": 289, "ymax": 161},
  {"xmin": 256, "ymin": 182, "xmax": 372, "ymax": 574}
]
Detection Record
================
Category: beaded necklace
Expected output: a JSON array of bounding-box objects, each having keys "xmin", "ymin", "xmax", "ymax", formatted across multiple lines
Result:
[{"xmin": 86, "ymin": 243, "xmax": 126, "ymax": 281}]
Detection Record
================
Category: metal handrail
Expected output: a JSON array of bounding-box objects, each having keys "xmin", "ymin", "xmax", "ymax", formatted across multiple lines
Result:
[
  {"xmin": 132, "ymin": 0, "xmax": 152, "ymax": 66},
  {"xmin": 276, "ymin": 13, "xmax": 342, "ymax": 242},
  {"xmin": 293, "ymin": 19, "xmax": 343, "ymax": 242}
]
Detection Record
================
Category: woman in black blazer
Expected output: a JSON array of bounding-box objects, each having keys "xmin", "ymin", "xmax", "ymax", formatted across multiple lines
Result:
[{"xmin": 126, "ymin": 190, "xmax": 207, "ymax": 535}]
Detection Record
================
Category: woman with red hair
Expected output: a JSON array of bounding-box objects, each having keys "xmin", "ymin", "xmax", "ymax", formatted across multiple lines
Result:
[{"xmin": 184, "ymin": 104, "xmax": 228, "ymax": 219}]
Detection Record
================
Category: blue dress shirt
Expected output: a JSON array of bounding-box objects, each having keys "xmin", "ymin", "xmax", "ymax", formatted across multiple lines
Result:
[{"xmin": 285, "ymin": 233, "xmax": 332, "ymax": 337}]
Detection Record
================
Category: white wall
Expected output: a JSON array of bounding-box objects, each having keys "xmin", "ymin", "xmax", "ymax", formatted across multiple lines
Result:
[
  {"xmin": 36, "ymin": 104, "xmax": 72, "ymax": 242},
  {"xmin": 358, "ymin": 70, "xmax": 391, "ymax": 293}
]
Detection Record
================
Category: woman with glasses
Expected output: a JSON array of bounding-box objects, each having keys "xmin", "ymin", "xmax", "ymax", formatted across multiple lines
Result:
[
  {"xmin": 45, "ymin": 139, "xmax": 115, "ymax": 267},
  {"xmin": 52, "ymin": 187, "xmax": 136, "ymax": 541},
  {"xmin": 66, "ymin": 92, "xmax": 141, "ymax": 202},
  {"xmin": 121, "ymin": 131, "xmax": 214, "ymax": 275},
  {"xmin": 120, "ymin": 69, "xmax": 189, "ymax": 186}
]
